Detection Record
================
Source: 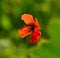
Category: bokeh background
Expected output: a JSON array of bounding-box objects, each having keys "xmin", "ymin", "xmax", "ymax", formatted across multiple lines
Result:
[{"xmin": 0, "ymin": 0, "xmax": 60, "ymax": 58}]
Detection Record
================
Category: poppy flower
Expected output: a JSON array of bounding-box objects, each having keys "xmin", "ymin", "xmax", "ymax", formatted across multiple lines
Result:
[{"xmin": 18, "ymin": 14, "xmax": 41, "ymax": 44}]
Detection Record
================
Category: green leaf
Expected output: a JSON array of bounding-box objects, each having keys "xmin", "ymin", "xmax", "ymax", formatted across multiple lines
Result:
[{"xmin": 1, "ymin": 14, "xmax": 12, "ymax": 30}]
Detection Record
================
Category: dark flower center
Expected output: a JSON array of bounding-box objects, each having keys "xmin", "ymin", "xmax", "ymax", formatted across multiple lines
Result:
[{"xmin": 28, "ymin": 24, "xmax": 35, "ymax": 31}]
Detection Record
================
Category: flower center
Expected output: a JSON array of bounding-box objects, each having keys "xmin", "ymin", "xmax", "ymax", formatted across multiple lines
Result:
[{"xmin": 28, "ymin": 24, "xmax": 35, "ymax": 31}]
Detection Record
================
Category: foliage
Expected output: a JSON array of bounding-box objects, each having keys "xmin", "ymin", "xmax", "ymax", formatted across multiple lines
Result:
[{"xmin": 0, "ymin": 0, "xmax": 60, "ymax": 58}]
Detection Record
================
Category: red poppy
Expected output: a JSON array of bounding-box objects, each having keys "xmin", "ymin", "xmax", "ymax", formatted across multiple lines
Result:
[{"xmin": 18, "ymin": 14, "xmax": 41, "ymax": 44}]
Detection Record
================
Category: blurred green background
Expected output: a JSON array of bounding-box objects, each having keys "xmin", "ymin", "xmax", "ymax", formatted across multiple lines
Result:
[{"xmin": 0, "ymin": 0, "xmax": 60, "ymax": 58}]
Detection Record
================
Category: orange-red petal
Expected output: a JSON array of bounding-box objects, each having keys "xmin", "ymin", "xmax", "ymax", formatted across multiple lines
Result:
[
  {"xmin": 21, "ymin": 14, "xmax": 34, "ymax": 24},
  {"xmin": 29, "ymin": 29, "xmax": 41, "ymax": 44},
  {"xmin": 35, "ymin": 18, "xmax": 40, "ymax": 30},
  {"xmin": 18, "ymin": 26, "xmax": 31, "ymax": 38}
]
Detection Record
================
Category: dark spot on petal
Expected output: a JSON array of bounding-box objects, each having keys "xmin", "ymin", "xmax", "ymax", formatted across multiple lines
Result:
[{"xmin": 28, "ymin": 24, "xmax": 35, "ymax": 31}]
